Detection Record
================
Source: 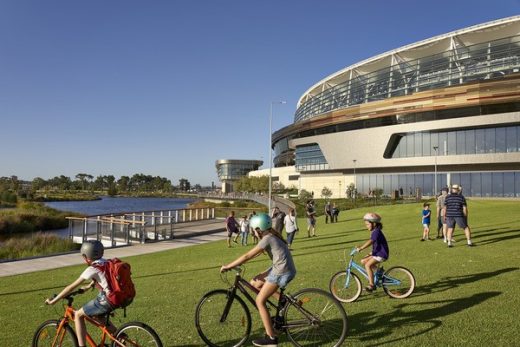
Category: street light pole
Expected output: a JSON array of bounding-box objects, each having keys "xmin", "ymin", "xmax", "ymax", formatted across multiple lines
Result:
[
  {"xmin": 352, "ymin": 159, "xmax": 357, "ymax": 206},
  {"xmin": 433, "ymin": 146, "xmax": 438, "ymax": 196},
  {"xmin": 269, "ymin": 101, "xmax": 286, "ymax": 212}
]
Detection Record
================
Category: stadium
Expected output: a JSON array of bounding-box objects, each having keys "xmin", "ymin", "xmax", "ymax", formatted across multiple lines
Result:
[{"xmin": 251, "ymin": 15, "xmax": 520, "ymax": 198}]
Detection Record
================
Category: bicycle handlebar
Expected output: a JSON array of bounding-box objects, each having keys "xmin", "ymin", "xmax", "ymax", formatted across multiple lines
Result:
[{"xmin": 350, "ymin": 248, "xmax": 359, "ymax": 256}]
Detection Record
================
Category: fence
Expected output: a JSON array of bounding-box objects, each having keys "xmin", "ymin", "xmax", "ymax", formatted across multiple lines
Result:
[{"xmin": 67, "ymin": 207, "xmax": 215, "ymax": 247}]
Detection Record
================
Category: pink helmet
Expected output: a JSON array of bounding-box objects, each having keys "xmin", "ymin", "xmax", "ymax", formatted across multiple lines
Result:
[{"xmin": 363, "ymin": 212, "xmax": 381, "ymax": 223}]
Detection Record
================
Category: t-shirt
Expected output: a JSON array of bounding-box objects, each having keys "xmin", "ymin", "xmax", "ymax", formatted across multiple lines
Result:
[
  {"xmin": 444, "ymin": 194, "xmax": 466, "ymax": 217},
  {"xmin": 257, "ymin": 234, "xmax": 296, "ymax": 275},
  {"xmin": 436, "ymin": 194, "xmax": 446, "ymax": 216},
  {"xmin": 284, "ymin": 214, "xmax": 298, "ymax": 233},
  {"xmin": 239, "ymin": 219, "xmax": 249, "ymax": 232},
  {"xmin": 306, "ymin": 205, "xmax": 315, "ymax": 219},
  {"xmin": 370, "ymin": 227, "xmax": 389, "ymax": 260},
  {"xmin": 422, "ymin": 209, "xmax": 431, "ymax": 224},
  {"xmin": 80, "ymin": 258, "xmax": 111, "ymax": 294},
  {"xmin": 225, "ymin": 216, "xmax": 238, "ymax": 232},
  {"xmin": 272, "ymin": 212, "xmax": 286, "ymax": 233}
]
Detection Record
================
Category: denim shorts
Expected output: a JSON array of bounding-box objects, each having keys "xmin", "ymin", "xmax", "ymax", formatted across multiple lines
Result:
[
  {"xmin": 266, "ymin": 271, "xmax": 296, "ymax": 289},
  {"xmin": 82, "ymin": 292, "xmax": 113, "ymax": 317}
]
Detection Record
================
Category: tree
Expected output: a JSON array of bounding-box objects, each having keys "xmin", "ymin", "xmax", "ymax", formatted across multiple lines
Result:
[
  {"xmin": 346, "ymin": 183, "xmax": 357, "ymax": 199},
  {"xmin": 75, "ymin": 173, "xmax": 90, "ymax": 190},
  {"xmin": 299, "ymin": 189, "xmax": 313, "ymax": 203},
  {"xmin": 117, "ymin": 176, "xmax": 130, "ymax": 192},
  {"xmin": 179, "ymin": 178, "xmax": 190, "ymax": 192},
  {"xmin": 321, "ymin": 186, "xmax": 332, "ymax": 199}
]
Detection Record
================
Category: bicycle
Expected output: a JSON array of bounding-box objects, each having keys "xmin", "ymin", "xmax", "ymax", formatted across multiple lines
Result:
[
  {"xmin": 33, "ymin": 289, "xmax": 163, "ymax": 347},
  {"xmin": 329, "ymin": 248, "xmax": 416, "ymax": 303},
  {"xmin": 195, "ymin": 266, "xmax": 348, "ymax": 347}
]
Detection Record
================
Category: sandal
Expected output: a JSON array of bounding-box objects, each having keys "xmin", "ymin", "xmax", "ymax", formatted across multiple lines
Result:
[{"xmin": 365, "ymin": 285, "xmax": 376, "ymax": 292}]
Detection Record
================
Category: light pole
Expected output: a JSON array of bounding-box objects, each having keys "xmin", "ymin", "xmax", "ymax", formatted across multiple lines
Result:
[
  {"xmin": 352, "ymin": 159, "xmax": 357, "ymax": 206},
  {"xmin": 339, "ymin": 180, "xmax": 342, "ymax": 199},
  {"xmin": 433, "ymin": 146, "xmax": 438, "ymax": 196},
  {"xmin": 269, "ymin": 101, "xmax": 286, "ymax": 212}
]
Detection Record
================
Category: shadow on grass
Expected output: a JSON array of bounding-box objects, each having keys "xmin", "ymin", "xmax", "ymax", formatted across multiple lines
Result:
[
  {"xmin": 349, "ymin": 291, "xmax": 502, "ymax": 346},
  {"xmin": 470, "ymin": 228, "xmax": 520, "ymax": 245}
]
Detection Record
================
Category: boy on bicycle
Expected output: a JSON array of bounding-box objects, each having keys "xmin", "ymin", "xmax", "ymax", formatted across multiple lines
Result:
[
  {"xmin": 355, "ymin": 212, "xmax": 389, "ymax": 292},
  {"xmin": 221, "ymin": 213, "xmax": 296, "ymax": 347},
  {"xmin": 45, "ymin": 240, "xmax": 117, "ymax": 347}
]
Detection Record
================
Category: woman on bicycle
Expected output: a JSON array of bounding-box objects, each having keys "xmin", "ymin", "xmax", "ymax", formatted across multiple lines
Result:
[
  {"xmin": 356, "ymin": 212, "xmax": 389, "ymax": 292},
  {"xmin": 220, "ymin": 213, "xmax": 296, "ymax": 347},
  {"xmin": 45, "ymin": 240, "xmax": 117, "ymax": 347}
]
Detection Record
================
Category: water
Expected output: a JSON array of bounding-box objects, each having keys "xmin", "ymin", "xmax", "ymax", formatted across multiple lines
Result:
[{"xmin": 45, "ymin": 196, "xmax": 195, "ymax": 216}]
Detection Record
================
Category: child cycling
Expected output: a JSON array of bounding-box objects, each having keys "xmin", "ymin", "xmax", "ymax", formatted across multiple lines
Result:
[
  {"xmin": 45, "ymin": 240, "xmax": 116, "ymax": 347},
  {"xmin": 220, "ymin": 213, "xmax": 296, "ymax": 347},
  {"xmin": 355, "ymin": 212, "xmax": 389, "ymax": 292}
]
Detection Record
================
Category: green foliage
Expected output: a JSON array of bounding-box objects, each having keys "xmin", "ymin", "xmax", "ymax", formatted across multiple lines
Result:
[
  {"xmin": 0, "ymin": 233, "xmax": 80, "ymax": 260},
  {"xmin": 321, "ymin": 186, "xmax": 332, "ymax": 199},
  {"xmin": 1, "ymin": 200, "xmax": 519, "ymax": 346},
  {"xmin": 234, "ymin": 176, "xmax": 269, "ymax": 193},
  {"xmin": 298, "ymin": 189, "xmax": 313, "ymax": 203}
]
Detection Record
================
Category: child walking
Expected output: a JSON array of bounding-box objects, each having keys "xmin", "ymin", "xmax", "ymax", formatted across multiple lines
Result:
[
  {"xmin": 221, "ymin": 214, "xmax": 296, "ymax": 346},
  {"xmin": 355, "ymin": 213, "xmax": 389, "ymax": 292},
  {"xmin": 239, "ymin": 215, "xmax": 250, "ymax": 246},
  {"xmin": 45, "ymin": 240, "xmax": 117, "ymax": 347},
  {"xmin": 421, "ymin": 203, "xmax": 431, "ymax": 241}
]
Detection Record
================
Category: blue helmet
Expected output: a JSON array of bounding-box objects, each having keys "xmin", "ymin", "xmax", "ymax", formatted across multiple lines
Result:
[{"xmin": 249, "ymin": 213, "xmax": 272, "ymax": 232}]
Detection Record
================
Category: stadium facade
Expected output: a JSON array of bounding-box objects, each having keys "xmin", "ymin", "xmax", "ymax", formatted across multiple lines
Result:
[
  {"xmin": 252, "ymin": 16, "xmax": 520, "ymax": 198},
  {"xmin": 216, "ymin": 159, "xmax": 263, "ymax": 193}
]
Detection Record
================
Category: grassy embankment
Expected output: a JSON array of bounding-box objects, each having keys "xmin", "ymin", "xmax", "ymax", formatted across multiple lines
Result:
[
  {"xmin": 0, "ymin": 202, "xmax": 82, "ymax": 260},
  {"xmin": 1, "ymin": 200, "xmax": 519, "ymax": 346}
]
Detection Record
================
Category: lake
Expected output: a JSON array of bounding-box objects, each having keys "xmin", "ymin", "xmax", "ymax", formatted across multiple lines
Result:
[{"xmin": 45, "ymin": 196, "xmax": 196, "ymax": 216}]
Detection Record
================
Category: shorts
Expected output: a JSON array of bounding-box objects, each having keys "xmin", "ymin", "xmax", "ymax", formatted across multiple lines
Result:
[
  {"xmin": 82, "ymin": 292, "xmax": 113, "ymax": 317},
  {"xmin": 307, "ymin": 218, "xmax": 316, "ymax": 226},
  {"xmin": 446, "ymin": 216, "xmax": 468, "ymax": 229},
  {"xmin": 422, "ymin": 223, "xmax": 430, "ymax": 228},
  {"xmin": 227, "ymin": 229, "xmax": 239, "ymax": 237},
  {"xmin": 438, "ymin": 216, "xmax": 445, "ymax": 229},
  {"xmin": 266, "ymin": 270, "xmax": 296, "ymax": 289},
  {"xmin": 372, "ymin": 256, "xmax": 387, "ymax": 263}
]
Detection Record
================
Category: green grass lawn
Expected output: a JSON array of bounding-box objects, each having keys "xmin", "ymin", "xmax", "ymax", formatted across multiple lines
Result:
[{"xmin": 1, "ymin": 200, "xmax": 519, "ymax": 346}]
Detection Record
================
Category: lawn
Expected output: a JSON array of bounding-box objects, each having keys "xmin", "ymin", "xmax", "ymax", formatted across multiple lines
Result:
[{"xmin": 1, "ymin": 200, "xmax": 519, "ymax": 346}]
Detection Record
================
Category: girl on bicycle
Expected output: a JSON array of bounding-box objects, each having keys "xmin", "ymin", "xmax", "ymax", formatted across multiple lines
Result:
[
  {"xmin": 356, "ymin": 212, "xmax": 389, "ymax": 292},
  {"xmin": 221, "ymin": 213, "xmax": 296, "ymax": 347}
]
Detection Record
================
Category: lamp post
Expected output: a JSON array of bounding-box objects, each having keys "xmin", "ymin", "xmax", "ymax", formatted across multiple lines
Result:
[
  {"xmin": 352, "ymin": 159, "xmax": 357, "ymax": 206},
  {"xmin": 339, "ymin": 180, "xmax": 342, "ymax": 199},
  {"xmin": 433, "ymin": 146, "xmax": 438, "ymax": 196},
  {"xmin": 269, "ymin": 101, "xmax": 286, "ymax": 212}
]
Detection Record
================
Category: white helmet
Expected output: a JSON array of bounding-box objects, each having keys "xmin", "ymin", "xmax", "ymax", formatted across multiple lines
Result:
[{"xmin": 363, "ymin": 212, "xmax": 381, "ymax": 223}]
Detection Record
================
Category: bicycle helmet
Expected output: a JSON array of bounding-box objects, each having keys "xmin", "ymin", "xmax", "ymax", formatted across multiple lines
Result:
[
  {"xmin": 363, "ymin": 212, "xmax": 382, "ymax": 223},
  {"xmin": 80, "ymin": 240, "xmax": 104, "ymax": 260},
  {"xmin": 249, "ymin": 213, "xmax": 272, "ymax": 232}
]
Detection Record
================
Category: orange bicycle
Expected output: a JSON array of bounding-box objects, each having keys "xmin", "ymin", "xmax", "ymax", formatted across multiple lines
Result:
[{"xmin": 33, "ymin": 289, "xmax": 162, "ymax": 347}]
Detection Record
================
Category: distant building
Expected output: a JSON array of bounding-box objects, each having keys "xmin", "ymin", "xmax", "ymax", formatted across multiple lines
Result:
[
  {"xmin": 254, "ymin": 16, "xmax": 520, "ymax": 198},
  {"xmin": 215, "ymin": 159, "xmax": 263, "ymax": 193}
]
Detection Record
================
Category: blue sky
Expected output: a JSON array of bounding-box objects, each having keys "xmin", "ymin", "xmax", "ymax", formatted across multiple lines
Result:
[{"xmin": 1, "ymin": 1, "xmax": 518, "ymax": 185}]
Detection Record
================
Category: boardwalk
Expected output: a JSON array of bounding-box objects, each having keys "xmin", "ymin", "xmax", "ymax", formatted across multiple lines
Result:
[{"xmin": 0, "ymin": 219, "xmax": 226, "ymax": 278}]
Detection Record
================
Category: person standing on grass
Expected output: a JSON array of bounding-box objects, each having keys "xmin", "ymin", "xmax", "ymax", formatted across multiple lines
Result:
[
  {"xmin": 225, "ymin": 211, "xmax": 240, "ymax": 247},
  {"xmin": 332, "ymin": 203, "xmax": 340, "ymax": 223},
  {"xmin": 239, "ymin": 214, "xmax": 250, "ymax": 246},
  {"xmin": 436, "ymin": 188, "xmax": 448, "ymax": 240},
  {"xmin": 355, "ymin": 213, "xmax": 389, "ymax": 292},
  {"xmin": 271, "ymin": 207, "xmax": 286, "ymax": 234},
  {"xmin": 283, "ymin": 208, "xmax": 298, "ymax": 250},
  {"xmin": 420, "ymin": 203, "xmax": 431, "ymax": 241},
  {"xmin": 221, "ymin": 214, "xmax": 296, "ymax": 347},
  {"xmin": 324, "ymin": 201, "xmax": 332, "ymax": 224},
  {"xmin": 306, "ymin": 200, "xmax": 317, "ymax": 237},
  {"xmin": 249, "ymin": 211, "xmax": 258, "ymax": 244},
  {"xmin": 443, "ymin": 184, "xmax": 474, "ymax": 248}
]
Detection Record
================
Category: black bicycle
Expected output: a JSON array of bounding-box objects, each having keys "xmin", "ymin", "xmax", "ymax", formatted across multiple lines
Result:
[{"xmin": 194, "ymin": 266, "xmax": 348, "ymax": 346}]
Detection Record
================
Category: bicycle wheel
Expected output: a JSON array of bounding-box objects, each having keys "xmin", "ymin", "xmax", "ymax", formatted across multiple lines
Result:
[
  {"xmin": 382, "ymin": 266, "xmax": 416, "ymax": 299},
  {"xmin": 285, "ymin": 288, "xmax": 348, "ymax": 347},
  {"xmin": 195, "ymin": 289, "xmax": 251, "ymax": 347},
  {"xmin": 32, "ymin": 319, "xmax": 78, "ymax": 347},
  {"xmin": 329, "ymin": 270, "xmax": 362, "ymax": 303},
  {"xmin": 112, "ymin": 321, "xmax": 162, "ymax": 347}
]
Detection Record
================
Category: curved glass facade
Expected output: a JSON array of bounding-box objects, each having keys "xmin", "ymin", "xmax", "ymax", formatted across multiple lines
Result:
[
  {"xmin": 390, "ymin": 125, "xmax": 520, "ymax": 158},
  {"xmin": 295, "ymin": 144, "xmax": 328, "ymax": 171},
  {"xmin": 295, "ymin": 34, "xmax": 520, "ymax": 123}
]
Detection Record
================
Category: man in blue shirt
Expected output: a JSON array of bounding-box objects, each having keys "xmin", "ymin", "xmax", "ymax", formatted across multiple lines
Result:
[{"xmin": 442, "ymin": 184, "xmax": 474, "ymax": 247}]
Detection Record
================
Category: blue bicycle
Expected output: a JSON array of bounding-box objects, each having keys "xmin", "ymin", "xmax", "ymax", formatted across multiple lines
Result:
[{"xmin": 329, "ymin": 248, "xmax": 416, "ymax": 303}]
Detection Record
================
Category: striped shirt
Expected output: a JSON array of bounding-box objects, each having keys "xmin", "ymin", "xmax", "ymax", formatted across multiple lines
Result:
[{"xmin": 444, "ymin": 194, "xmax": 467, "ymax": 217}]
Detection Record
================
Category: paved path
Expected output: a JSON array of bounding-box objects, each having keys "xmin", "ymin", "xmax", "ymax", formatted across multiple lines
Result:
[{"xmin": 0, "ymin": 219, "xmax": 227, "ymax": 278}]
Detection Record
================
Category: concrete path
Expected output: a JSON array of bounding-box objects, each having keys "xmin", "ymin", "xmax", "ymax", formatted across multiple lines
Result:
[{"xmin": 0, "ymin": 219, "xmax": 227, "ymax": 278}]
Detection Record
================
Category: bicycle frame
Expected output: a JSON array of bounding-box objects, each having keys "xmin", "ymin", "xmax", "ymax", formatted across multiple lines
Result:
[
  {"xmin": 54, "ymin": 297, "xmax": 124, "ymax": 347},
  {"xmin": 345, "ymin": 255, "xmax": 402, "ymax": 288},
  {"xmin": 224, "ymin": 270, "xmax": 320, "ymax": 331}
]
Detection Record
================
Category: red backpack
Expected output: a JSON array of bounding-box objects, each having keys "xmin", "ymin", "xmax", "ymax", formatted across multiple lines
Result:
[{"xmin": 95, "ymin": 258, "xmax": 136, "ymax": 308}]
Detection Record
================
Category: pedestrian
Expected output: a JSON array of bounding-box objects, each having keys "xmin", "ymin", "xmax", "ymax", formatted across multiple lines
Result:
[
  {"xmin": 239, "ymin": 215, "xmax": 250, "ymax": 246},
  {"xmin": 443, "ymin": 184, "xmax": 474, "ymax": 247},
  {"xmin": 324, "ymin": 201, "xmax": 332, "ymax": 224},
  {"xmin": 225, "ymin": 211, "xmax": 240, "ymax": 247},
  {"xmin": 436, "ymin": 188, "xmax": 448, "ymax": 239},
  {"xmin": 355, "ymin": 213, "xmax": 389, "ymax": 292},
  {"xmin": 220, "ymin": 214, "xmax": 296, "ymax": 347},
  {"xmin": 420, "ymin": 203, "xmax": 431, "ymax": 241},
  {"xmin": 306, "ymin": 200, "xmax": 317, "ymax": 237},
  {"xmin": 271, "ymin": 207, "xmax": 286, "ymax": 234},
  {"xmin": 332, "ymin": 203, "xmax": 339, "ymax": 223},
  {"xmin": 249, "ymin": 211, "xmax": 259, "ymax": 244},
  {"xmin": 283, "ymin": 208, "xmax": 298, "ymax": 249}
]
